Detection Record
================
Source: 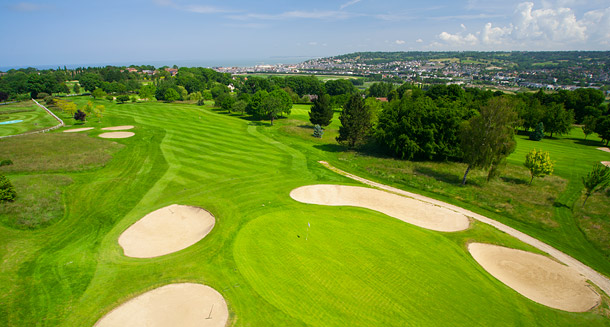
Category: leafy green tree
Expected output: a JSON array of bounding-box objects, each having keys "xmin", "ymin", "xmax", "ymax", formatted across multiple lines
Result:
[
  {"xmin": 164, "ymin": 88, "xmax": 180, "ymax": 102},
  {"xmin": 138, "ymin": 84, "xmax": 156, "ymax": 100},
  {"xmin": 220, "ymin": 94, "xmax": 235, "ymax": 113},
  {"xmin": 460, "ymin": 97, "xmax": 518, "ymax": 185},
  {"xmin": 232, "ymin": 100, "xmax": 247, "ymax": 115},
  {"xmin": 542, "ymin": 103, "xmax": 574, "ymax": 138},
  {"xmin": 529, "ymin": 122, "xmax": 544, "ymax": 141},
  {"xmin": 93, "ymin": 105, "xmax": 104, "ymax": 122},
  {"xmin": 0, "ymin": 174, "xmax": 16, "ymax": 202},
  {"xmin": 582, "ymin": 116, "xmax": 596, "ymax": 140},
  {"xmin": 581, "ymin": 163, "xmax": 610, "ymax": 207},
  {"xmin": 367, "ymin": 82, "xmax": 394, "ymax": 98},
  {"xmin": 309, "ymin": 94, "xmax": 333, "ymax": 126},
  {"xmin": 91, "ymin": 88, "xmax": 107, "ymax": 99},
  {"xmin": 73, "ymin": 83, "xmax": 81, "ymax": 94},
  {"xmin": 116, "ymin": 95, "xmax": 130, "ymax": 104},
  {"xmin": 524, "ymin": 149, "xmax": 554, "ymax": 185},
  {"xmin": 337, "ymin": 94, "xmax": 372, "ymax": 148},
  {"xmin": 325, "ymin": 79, "xmax": 356, "ymax": 96},
  {"xmin": 247, "ymin": 90, "xmax": 268, "ymax": 118},
  {"xmin": 269, "ymin": 89, "xmax": 292, "ymax": 117},
  {"xmin": 595, "ymin": 116, "xmax": 610, "ymax": 146}
]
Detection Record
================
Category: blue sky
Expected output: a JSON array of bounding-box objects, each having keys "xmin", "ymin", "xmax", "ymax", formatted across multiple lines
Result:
[{"xmin": 1, "ymin": 0, "xmax": 609, "ymax": 68}]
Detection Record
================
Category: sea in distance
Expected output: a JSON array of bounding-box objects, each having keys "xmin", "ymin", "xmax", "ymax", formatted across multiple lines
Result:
[{"xmin": 0, "ymin": 56, "xmax": 313, "ymax": 71}]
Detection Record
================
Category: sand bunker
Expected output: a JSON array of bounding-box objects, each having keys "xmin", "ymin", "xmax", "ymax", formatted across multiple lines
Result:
[
  {"xmin": 119, "ymin": 204, "xmax": 215, "ymax": 258},
  {"xmin": 602, "ymin": 161, "xmax": 610, "ymax": 168},
  {"xmin": 94, "ymin": 283, "xmax": 228, "ymax": 327},
  {"xmin": 102, "ymin": 125, "xmax": 134, "ymax": 131},
  {"xmin": 99, "ymin": 132, "xmax": 135, "ymax": 139},
  {"xmin": 63, "ymin": 127, "xmax": 94, "ymax": 133},
  {"xmin": 469, "ymin": 243, "xmax": 600, "ymax": 312},
  {"xmin": 290, "ymin": 184, "xmax": 469, "ymax": 232},
  {"xmin": 597, "ymin": 147, "xmax": 610, "ymax": 153}
]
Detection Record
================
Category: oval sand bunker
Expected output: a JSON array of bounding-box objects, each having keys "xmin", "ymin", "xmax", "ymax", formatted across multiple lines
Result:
[
  {"xmin": 290, "ymin": 184, "xmax": 469, "ymax": 232},
  {"xmin": 102, "ymin": 125, "xmax": 134, "ymax": 131},
  {"xmin": 469, "ymin": 243, "xmax": 600, "ymax": 312},
  {"xmin": 63, "ymin": 127, "xmax": 94, "ymax": 133},
  {"xmin": 99, "ymin": 132, "xmax": 135, "ymax": 139},
  {"xmin": 94, "ymin": 283, "xmax": 228, "ymax": 327},
  {"xmin": 119, "ymin": 204, "xmax": 215, "ymax": 258}
]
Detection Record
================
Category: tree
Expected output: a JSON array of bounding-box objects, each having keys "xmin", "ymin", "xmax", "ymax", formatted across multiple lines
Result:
[
  {"xmin": 542, "ymin": 103, "xmax": 573, "ymax": 138},
  {"xmin": 138, "ymin": 84, "xmax": 156, "ymax": 100},
  {"xmin": 93, "ymin": 105, "xmax": 105, "ymax": 122},
  {"xmin": 582, "ymin": 116, "xmax": 596, "ymax": 140},
  {"xmin": 91, "ymin": 88, "xmax": 107, "ymax": 99},
  {"xmin": 581, "ymin": 163, "xmax": 610, "ymax": 207},
  {"xmin": 116, "ymin": 95, "xmax": 130, "ymax": 104},
  {"xmin": 595, "ymin": 116, "xmax": 610, "ymax": 146},
  {"xmin": 164, "ymin": 88, "xmax": 180, "ymax": 102},
  {"xmin": 309, "ymin": 94, "xmax": 333, "ymax": 126},
  {"xmin": 529, "ymin": 122, "xmax": 544, "ymax": 141},
  {"xmin": 460, "ymin": 97, "xmax": 518, "ymax": 185},
  {"xmin": 73, "ymin": 83, "xmax": 81, "ymax": 94},
  {"xmin": 524, "ymin": 149, "xmax": 554, "ymax": 185},
  {"xmin": 313, "ymin": 124, "xmax": 324, "ymax": 138},
  {"xmin": 74, "ymin": 109, "xmax": 86, "ymax": 122},
  {"xmin": 232, "ymin": 100, "xmax": 247, "ymax": 115},
  {"xmin": 336, "ymin": 94, "xmax": 372, "ymax": 148},
  {"xmin": 0, "ymin": 174, "xmax": 16, "ymax": 202},
  {"xmin": 269, "ymin": 89, "xmax": 292, "ymax": 117}
]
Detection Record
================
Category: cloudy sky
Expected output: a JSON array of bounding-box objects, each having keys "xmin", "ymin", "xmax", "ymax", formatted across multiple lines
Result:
[{"xmin": 1, "ymin": 0, "xmax": 609, "ymax": 68}]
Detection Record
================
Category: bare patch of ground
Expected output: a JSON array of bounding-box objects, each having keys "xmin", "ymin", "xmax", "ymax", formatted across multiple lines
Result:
[
  {"xmin": 94, "ymin": 283, "xmax": 228, "ymax": 327},
  {"xmin": 119, "ymin": 204, "xmax": 215, "ymax": 258},
  {"xmin": 597, "ymin": 147, "xmax": 610, "ymax": 153}
]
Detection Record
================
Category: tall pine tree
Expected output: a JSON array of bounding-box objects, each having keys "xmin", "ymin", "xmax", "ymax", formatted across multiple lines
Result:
[
  {"xmin": 309, "ymin": 94, "xmax": 333, "ymax": 126},
  {"xmin": 336, "ymin": 95, "xmax": 372, "ymax": 148}
]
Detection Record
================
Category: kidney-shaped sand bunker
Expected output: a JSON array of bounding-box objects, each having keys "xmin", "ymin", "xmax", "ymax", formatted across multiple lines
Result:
[
  {"xmin": 119, "ymin": 204, "xmax": 215, "ymax": 258},
  {"xmin": 290, "ymin": 184, "xmax": 469, "ymax": 232},
  {"xmin": 469, "ymin": 243, "xmax": 600, "ymax": 312},
  {"xmin": 94, "ymin": 283, "xmax": 228, "ymax": 327}
]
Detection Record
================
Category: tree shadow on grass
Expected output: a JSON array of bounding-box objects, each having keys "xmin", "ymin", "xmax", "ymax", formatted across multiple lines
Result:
[
  {"xmin": 248, "ymin": 121, "xmax": 271, "ymax": 127},
  {"xmin": 413, "ymin": 166, "xmax": 464, "ymax": 185},
  {"xmin": 501, "ymin": 176, "xmax": 529, "ymax": 185},
  {"xmin": 313, "ymin": 143, "xmax": 345, "ymax": 153},
  {"xmin": 566, "ymin": 137, "xmax": 605, "ymax": 147}
]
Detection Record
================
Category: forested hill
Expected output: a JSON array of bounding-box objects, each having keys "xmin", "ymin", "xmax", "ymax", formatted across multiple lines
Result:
[{"xmin": 324, "ymin": 51, "xmax": 610, "ymax": 69}]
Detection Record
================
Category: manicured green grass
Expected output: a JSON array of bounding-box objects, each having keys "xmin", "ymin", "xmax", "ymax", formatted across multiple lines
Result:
[
  {"xmin": 1, "ymin": 97, "xmax": 608, "ymax": 326},
  {"xmin": 0, "ymin": 101, "xmax": 59, "ymax": 136}
]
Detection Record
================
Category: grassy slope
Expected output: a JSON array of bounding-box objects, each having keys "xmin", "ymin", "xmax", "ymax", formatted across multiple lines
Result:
[
  {"xmin": 0, "ymin": 101, "xmax": 58, "ymax": 136},
  {"xmin": 0, "ymin": 98, "xmax": 608, "ymax": 326}
]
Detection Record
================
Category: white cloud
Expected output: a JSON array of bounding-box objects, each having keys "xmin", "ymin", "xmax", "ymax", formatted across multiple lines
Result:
[
  {"xmin": 436, "ymin": 1, "xmax": 605, "ymax": 49},
  {"xmin": 416, "ymin": 38, "xmax": 424, "ymax": 43},
  {"xmin": 9, "ymin": 2, "xmax": 47, "ymax": 11},
  {"xmin": 395, "ymin": 40, "xmax": 406, "ymax": 45},
  {"xmin": 340, "ymin": 0, "xmax": 361, "ymax": 10}
]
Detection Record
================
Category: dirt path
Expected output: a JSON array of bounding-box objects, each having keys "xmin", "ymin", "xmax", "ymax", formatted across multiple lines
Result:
[{"xmin": 318, "ymin": 161, "xmax": 610, "ymax": 296}]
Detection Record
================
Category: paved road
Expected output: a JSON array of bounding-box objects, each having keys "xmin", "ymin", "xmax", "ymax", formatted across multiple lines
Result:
[{"xmin": 319, "ymin": 160, "xmax": 610, "ymax": 297}]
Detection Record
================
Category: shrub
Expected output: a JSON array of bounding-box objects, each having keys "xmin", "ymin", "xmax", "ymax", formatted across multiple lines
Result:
[
  {"xmin": 0, "ymin": 174, "xmax": 16, "ymax": 202},
  {"xmin": 197, "ymin": 98, "xmax": 205, "ymax": 106},
  {"xmin": 44, "ymin": 96, "xmax": 56, "ymax": 106},
  {"xmin": 74, "ymin": 109, "xmax": 86, "ymax": 122},
  {"xmin": 36, "ymin": 92, "xmax": 50, "ymax": 99},
  {"xmin": 313, "ymin": 124, "xmax": 324, "ymax": 138},
  {"xmin": 116, "ymin": 95, "xmax": 130, "ymax": 104},
  {"xmin": 105, "ymin": 95, "xmax": 114, "ymax": 102},
  {"xmin": 131, "ymin": 96, "xmax": 137, "ymax": 102},
  {"xmin": 529, "ymin": 122, "xmax": 544, "ymax": 141},
  {"xmin": 0, "ymin": 159, "xmax": 13, "ymax": 166}
]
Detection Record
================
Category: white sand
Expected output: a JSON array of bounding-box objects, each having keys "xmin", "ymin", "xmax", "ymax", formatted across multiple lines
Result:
[
  {"xmin": 119, "ymin": 204, "xmax": 215, "ymax": 258},
  {"xmin": 94, "ymin": 283, "xmax": 228, "ymax": 327},
  {"xmin": 102, "ymin": 125, "xmax": 134, "ymax": 131},
  {"xmin": 602, "ymin": 161, "xmax": 610, "ymax": 168},
  {"xmin": 63, "ymin": 127, "xmax": 94, "ymax": 133},
  {"xmin": 469, "ymin": 243, "xmax": 600, "ymax": 312},
  {"xmin": 99, "ymin": 132, "xmax": 135, "ymax": 139},
  {"xmin": 290, "ymin": 184, "xmax": 469, "ymax": 232},
  {"xmin": 597, "ymin": 147, "xmax": 610, "ymax": 153}
]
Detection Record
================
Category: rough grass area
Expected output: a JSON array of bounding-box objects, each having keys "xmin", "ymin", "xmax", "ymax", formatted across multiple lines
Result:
[
  {"xmin": 0, "ymin": 174, "xmax": 72, "ymax": 229},
  {"xmin": 0, "ymin": 101, "xmax": 59, "ymax": 136},
  {"xmin": 0, "ymin": 133, "xmax": 123, "ymax": 173},
  {"xmin": 575, "ymin": 190, "xmax": 610, "ymax": 259}
]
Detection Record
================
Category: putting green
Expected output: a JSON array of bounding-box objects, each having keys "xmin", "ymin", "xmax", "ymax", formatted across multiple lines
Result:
[{"xmin": 234, "ymin": 209, "xmax": 567, "ymax": 326}]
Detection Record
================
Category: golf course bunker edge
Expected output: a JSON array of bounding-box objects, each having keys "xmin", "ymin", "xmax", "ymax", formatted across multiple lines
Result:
[
  {"xmin": 468, "ymin": 243, "xmax": 600, "ymax": 312},
  {"xmin": 119, "ymin": 204, "xmax": 215, "ymax": 258},
  {"xmin": 290, "ymin": 184, "xmax": 470, "ymax": 232},
  {"xmin": 99, "ymin": 132, "xmax": 135, "ymax": 139},
  {"xmin": 94, "ymin": 283, "xmax": 228, "ymax": 327},
  {"xmin": 102, "ymin": 125, "xmax": 135, "ymax": 131}
]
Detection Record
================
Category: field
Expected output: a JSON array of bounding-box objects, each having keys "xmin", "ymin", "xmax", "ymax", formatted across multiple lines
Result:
[
  {"xmin": 0, "ymin": 97, "xmax": 609, "ymax": 326},
  {"xmin": 0, "ymin": 101, "xmax": 59, "ymax": 136}
]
